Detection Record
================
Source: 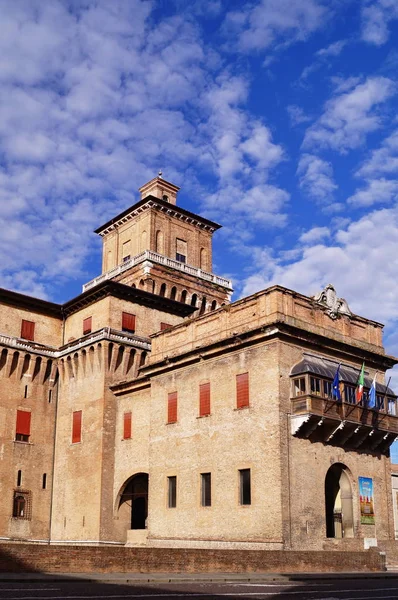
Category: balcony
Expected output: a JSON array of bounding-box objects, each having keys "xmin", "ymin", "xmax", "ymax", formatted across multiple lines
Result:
[
  {"xmin": 291, "ymin": 394, "xmax": 398, "ymax": 455},
  {"xmin": 82, "ymin": 250, "xmax": 233, "ymax": 292}
]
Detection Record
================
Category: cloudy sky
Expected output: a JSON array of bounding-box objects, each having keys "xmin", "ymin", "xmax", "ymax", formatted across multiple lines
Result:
[{"xmin": 2, "ymin": 1, "xmax": 398, "ymax": 368}]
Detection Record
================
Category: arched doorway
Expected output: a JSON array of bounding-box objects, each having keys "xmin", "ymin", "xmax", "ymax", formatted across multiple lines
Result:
[
  {"xmin": 325, "ymin": 463, "xmax": 354, "ymax": 538},
  {"xmin": 119, "ymin": 473, "xmax": 149, "ymax": 530}
]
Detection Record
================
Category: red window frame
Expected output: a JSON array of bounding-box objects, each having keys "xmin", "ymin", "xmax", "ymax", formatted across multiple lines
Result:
[
  {"xmin": 199, "ymin": 383, "xmax": 210, "ymax": 417},
  {"xmin": 122, "ymin": 312, "xmax": 136, "ymax": 333},
  {"xmin": 160, "ymin": 322, "xmax": 172, "ymax": 331},
  {"xmin": 167, "ymin": 392, "xmax": 177, "ymax": 424},
  {"xmin": 236, "ymin": 373, "xmax": 249, "ymax": 409},
  {"xmin": 21, "ymin": 320, "xmax": 35, "ymax": 341},
  {"xmin": 16, "ymin": 410, "xmax": 31, "ymax": 441},
  {"xmin": 72, "ymin": 410, "xmax": 82, "ymax": 443},
  {"xmin": 123, "ymin": 412, "xmax": 132, "ymax": 439},
  {"xmin": 83, "ymin": 317, "xmax": 92, "ymax": 335}
]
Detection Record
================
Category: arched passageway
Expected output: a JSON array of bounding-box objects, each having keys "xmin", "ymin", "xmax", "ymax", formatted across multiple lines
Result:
[
  {"xmin": 118, "ymin": 473, "xmax": 149, "ymax": 530},
  {"xmin": 325, "ymin": 463, "xmax": 354, "ymax": 538}
]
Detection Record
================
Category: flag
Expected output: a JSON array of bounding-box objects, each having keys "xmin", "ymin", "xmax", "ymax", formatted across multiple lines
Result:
[
  {"xmin": 332, "ymin": 364, "xmax": 341, "ymax": 401},
  {"xmin": 356, "ymin": 363, "xmax": 365, "ymax": 403},
  {"xmin": 368, "ymin": 372, "xmax": 377, "ymax": 409}
]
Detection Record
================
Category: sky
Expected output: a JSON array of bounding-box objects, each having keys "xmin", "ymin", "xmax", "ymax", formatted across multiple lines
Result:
[{"xmin": 2, "ymin": 2, "xmax": 398, "ymax": 390}]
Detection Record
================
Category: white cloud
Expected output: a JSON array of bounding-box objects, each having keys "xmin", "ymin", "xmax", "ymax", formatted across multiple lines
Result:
[
  {"xmin": 222, "ymin": 0, "xmax": 328, "ymax": 53},
  {"xmin": 299, "ymin": 226, "xmax": 331, "ymax": 244},
  {"xmin": 297, "ymin": 154, "xmax": 337, "ymax": 201},
  {"xmin": 348, "ymin": 179, "xmax": 398, "ymax": 207},
  {"xmin": 361, "ymin": 0, "xmax": 398, "ymax": 46},
  {"xmin": 303, "ymin": 76, "xmax": 396, "ymax": 153},
  {"xmin": 287, "ymin": 105, "xmax": 311, "ymax": 126},
  {"xmin": 316, "ymin": 39, "xmax": 346, "ymax": 58},
  {"xmin": 357, "ymin": 129, "xmax": 398, "ymax": 178}
]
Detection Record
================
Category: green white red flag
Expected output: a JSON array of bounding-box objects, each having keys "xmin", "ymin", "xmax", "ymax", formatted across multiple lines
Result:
[{"xmin": 356, "ymin": 363, "xmax": 365, "ymax": 403}]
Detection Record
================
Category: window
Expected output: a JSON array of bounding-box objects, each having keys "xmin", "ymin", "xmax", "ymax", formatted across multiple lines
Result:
[
  {"xmin": 201, "ymin": 473, "xmax": 211, "ymax": 507},
  {"xmin": 72, "ymin": 410, "xmax": 82, "ymax": 443},
  {"xmin": 83, "ymin": 317, "xmax": 92, "ymax": 335},
  {"xmin": 12, "ymin": 490, "xmax": 31, "ymax": 519},
  {"xmin": 15, "ymin": 410, "xmax": 31, "ymax": 442},
  {"xmin": 344, "ymin": 385, "xmax": 356, "ymax": 404},
  {"xmin": 24, "ymin": 385, "xmax": 28, "ymax": 399},
  {"xmin": 42, "ymin": 473, "xmax": 47, "ymax": 489},
  {"xmin": 239, "ymin": 469, "xmax": 251, "ymax": 505},
  {"xmin": 168, "ymin": 476, "xmax": 177, "ymax": 508},
  {"xmin": 123, "ymin": 255, "xmax": 131, "ymax": 263},
  {"xmin": 168, "ymin": 392, "xmax": 177, "ymax": 424},
  {"xmin": 122, "ymin": 312, "xmax": 136, "ymax": 333},
  {"xmin": 21, "ymin": 320, "xmax": 35, "ymax": 341},
  {"xmin": 123, "ymin": 412, "xmax": 132, "ymax": 439},
  {"xmin": 199, "ymin": 383, "xmax": 210, "ymax": 417},
  {"xmin": 293, "ymin": 378, "xmax": 306, "ymax": 396},
  {"xmin": 122, "ymin": 240, "xmax": 131, "ymax": 261},
  {"xmin": 176, "ymin": 238, "xmax": 187, "ymax": 263},
  {"xmin": 236, "ymin": 373, "xmax": 249, "ymax": 409},
  {"xmin": 160, "ymin": 322, "xmax": 172, "ymax": 331},
  {"xmin": 323, "ymin": 380, "xmax": 332, "ymax": 398},
  {"xmin": 310, "ymin": 377, "xmax": 321, "ymax": 395},
  {"xmin": 17, "ymin": 470, "xmax": 22, "ymax": 487}
]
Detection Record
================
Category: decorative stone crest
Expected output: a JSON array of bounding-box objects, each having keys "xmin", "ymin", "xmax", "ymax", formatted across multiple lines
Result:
[{"xmin": 313, "ymin": 284, "xmax": 352, "ymax": 320}]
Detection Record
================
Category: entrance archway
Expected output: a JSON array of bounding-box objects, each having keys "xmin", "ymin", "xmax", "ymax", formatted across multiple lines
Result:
[
  {"xmin": 325, "ymin": 463, "xmax": 354, "ymax": 538},
  {"xmin": 119, "ymin": 473, "xmax": 148, "ymax": 530}
]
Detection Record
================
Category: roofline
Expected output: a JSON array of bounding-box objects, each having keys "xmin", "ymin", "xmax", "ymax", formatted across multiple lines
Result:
[
  {"xmin": 94, "ymin": 195, "xmax": 222, "ymax": 235},
  {"xmin": 0, "ymin": 287, "xmax": 62, "ymax": 318}
]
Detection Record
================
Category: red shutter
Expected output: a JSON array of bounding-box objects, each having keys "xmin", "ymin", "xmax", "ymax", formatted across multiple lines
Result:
[
  {"xmin": 72, "ymin": 410, "xmax": 82, "ymax": 443},
  {"xmin": 199, "ymin": 383, "xmax": 210, "ymax": 417},
  {"xmin": 168, "ymin": 392, "xmax": 177, "ymax": 423},
  {"xmin": 16, "ymin": 410, "xmax": 31, "ymax": 435},
  {"xmin": 83, "ymin": 317, "xmax": 92, "ymax": 335},
  {"xmin": 236, "ymin": 373, "xmax": 249, "ymax": 409},
  {"xmin": 122, "ymin": 312, "xmax": 136, "ymax": 333},
  {"xmin": 160, "ymin": 322, "xmax": 172, "ymax": 331},
  {"xmin": 21, "ymin": 320, "xmax": 35, "ymax": 341},
  {"xmin": 123, "ymin": 412, "xmax": 132, "ymax": 439}
]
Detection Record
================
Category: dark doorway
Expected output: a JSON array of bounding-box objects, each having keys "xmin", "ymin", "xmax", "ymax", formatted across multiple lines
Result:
[
  {"xmin": 325, "ymin": 463, "xmax": 354, "ymax": 538},
  {"xmin": 119, "ymin": 473, "xmax": 149, "ymax": 530}
]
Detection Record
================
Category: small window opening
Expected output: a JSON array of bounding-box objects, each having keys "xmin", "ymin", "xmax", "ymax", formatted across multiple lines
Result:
[
  {"xmin": 163, "ymin": 195, "xmax": 169, "ymax": 202},
  {"xmin": 293, "ymin": 378, "xmax": 306, "ymax": 396},
  {"xmin": 168, "ymin": 476, "xmax": 177, "ymax": 508},
  {"xmin": 239, "ymin": 469, "xmax": 251, "ymax": 505},
  {"xmin": 42, "ymin": 473, "xmax": 47, "ymax": 489},
  {"xmin": 201, "ymin": 472, "xmax": 211, "ymax": 507},
  {"xmin": 17, "ymin": 470, "xmax": 22, "ymax": 487},
  {"xmin": 48, "ymin": 390, "xmax": 52, "ymax": 403},
  {"xmin": 310, "ymin": 376, "xmax": 321, "ymax": 395},
  {"xmin": 24, "ymin": 385, "xmax": 28, "ymax": 399}
]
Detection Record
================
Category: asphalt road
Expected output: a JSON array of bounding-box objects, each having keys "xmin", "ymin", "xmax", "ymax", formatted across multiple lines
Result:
[{"xmin": 2, "ymin": 578, "xmax": 398, "ymax": 600}]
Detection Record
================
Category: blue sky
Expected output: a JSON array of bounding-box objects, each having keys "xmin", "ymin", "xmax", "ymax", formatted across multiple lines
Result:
[{"xmin": 2, "ymin": 2, "xmax": 398, "ymax": 388}]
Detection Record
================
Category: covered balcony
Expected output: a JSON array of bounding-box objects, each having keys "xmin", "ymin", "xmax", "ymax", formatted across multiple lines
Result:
[{"xmin": 290, "ymin": 354, "xmax": 398, "ymax": 455}]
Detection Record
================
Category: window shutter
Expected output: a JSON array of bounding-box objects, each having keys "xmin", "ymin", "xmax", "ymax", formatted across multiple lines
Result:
[
  {"xmin": 199, "ymin": 383, "xmax": 210, "ymax": 417},
  {"xmin": 83, "ymin": 317, "xmax": 92, "ymax": 335},
  {"xmin": 123, "ymin": 412, "xmax": 132, "ymax": 439},
  {"xmin": 122, "ymin": 312, "xmax": 136, "ymax": 333},
  {"xmin": 21, "ymin": 320, "xmax": 35, "ymax": 341},
  {"xmin": 160, "ymin": 322, "xmax": 172, "ymax": 331},
  {"xmin": 236, "ymin": 373, "xmax": 249, "ymax": 408},
  {"xmin": 16, "ymin": 410, "xmax": 31, "ymax": 435},
  {"xmin": 168, "ymin": 392, "xmax": 177, "ymax": 423},
  {"xmin": 72, "ymin": 410, "xmax": 82, "ymax": 443}
]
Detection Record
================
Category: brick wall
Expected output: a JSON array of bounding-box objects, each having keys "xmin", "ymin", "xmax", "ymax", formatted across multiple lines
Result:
[{"xmin": 0, "ymin": 544, "xmax": 384, "ymax": 573}]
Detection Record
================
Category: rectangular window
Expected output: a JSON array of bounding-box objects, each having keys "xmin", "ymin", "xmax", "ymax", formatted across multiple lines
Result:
[
  {"xmin": 199, "ymin": 382, "xmax": 211, "ymax": 417},
  {"xmin": 168, "ymin": 476, "xmax": 177, "ymax": 508},
  {"xmin": 83, "ymin": 317, "xmax": 92, "ymax": 335},
  {"xmin": 323, "ymin": 380, "xmax": 332, "ymax": 398},
  {"xmin": 13, "ymin": 490, "xmax": 31, "ymax": 520},
  {"xmin": 310, "ymin": 376, "xmax": 321, "ymax": 395},
  {"xmin": 236, "ymin": 373, "xmax": 249, "ymax": 409},
  {"xmin": 72, "ymin": 410, "xmax": 82, "ymax": 444},
  {"xmin": 21, "ymin": 319, "xmax": 35, "ymax": 341},
  {"xmin": 167, "ymin": 392, "xmax": 177, "ymax": 423},
  {"xmin": 15, "ymin": 410, "xmax": 31, "ymax": 442},
  {"xmin": 239, "ymin": 469, "xmax": 251, "ymax": 505},
  {"xmin": 344, "ymin": 385, "xmax": 356, "ymax": 404},
  {"xmin": 201, "ymin": 472, "xmax": 211, "ymax": 507},
  {"xmin": 42, "ymin": 473, "xmax": 47, "ymax": 490},
  {"xmin": 293, "ymin": 378, "xmax": 306, "ymax": 396},
  {"xmin": 160, "ymin": 322, "xmax": 172, "ymax": 331},
  {"xmin": 122, "ymin": 240, "xmax": 131, "ymax": 260},
  {"xmin": 122, "ymin": 312, "xmax": 136, "ymax": 333},
  {"xmin": 123, "ymin": 412, "xmax": 132, "ymax": 439},
  {"xmin": 176, "ymin": 238, "xmax": 187, "ymax": 263}
]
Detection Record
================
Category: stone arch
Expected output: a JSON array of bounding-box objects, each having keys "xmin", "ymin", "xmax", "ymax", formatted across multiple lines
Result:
[
  {"xmin": 199, "ymin": 297, "xmax": 206, "ymax": 315},
  {"xmin": 159, "ymin": 283, "xmax": 166, "ymax": 297},
  {"xmin": 200, "ymin": 247, "xmax": 207, "ymax": 270},
  {"xmin": 156, "ymin": 230, "xmax": 164, "ymax": 254},
  {"xmin": 170, "ymin": 286, "xmax": 177, "ymax": 301},
  {"xmin": 191, "ymin": 293, "xmax": 197, "ymax": 307},
  {"xmin": 116, "ymin": 472, "xmax": 149, "ymax": 531},
  {"xmin": 325, "ymin": 463, "xmax": 354, "ymax": 539},
  {"xmin": 210, "ymin": 300, "xmax": 217, "ymax": 311},
  {"xmin": 180, "ymin": 290, "xmax": 187, "ymax": 303},
  {"xmin": 141, "ymin": 230, "xmax": 147, "ymax": 251}
]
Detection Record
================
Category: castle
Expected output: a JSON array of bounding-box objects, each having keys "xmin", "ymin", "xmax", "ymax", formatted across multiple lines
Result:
[{"xmin": 1, "ymin": 175, "xmax": 397, "ymax": 550}]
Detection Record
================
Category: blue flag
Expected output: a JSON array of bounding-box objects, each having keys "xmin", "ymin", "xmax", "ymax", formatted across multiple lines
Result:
[
  {"xmin": 332, "ymin": 364, "xmax": 341, "ymax": 401},
  {"xmin": 368, "ymin": 373, "xmax": 377, "ymax": 409}
]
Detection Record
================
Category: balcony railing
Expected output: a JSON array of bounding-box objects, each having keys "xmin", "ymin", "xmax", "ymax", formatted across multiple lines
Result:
[{"xmin": 82, "ymin": 250, "xmax": 233, "ymax": 292}]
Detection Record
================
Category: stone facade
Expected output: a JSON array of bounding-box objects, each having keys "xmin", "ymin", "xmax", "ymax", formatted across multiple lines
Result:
[{"xmin": 0, "ymin": 176, "xmax": 397, "ymax": 553}]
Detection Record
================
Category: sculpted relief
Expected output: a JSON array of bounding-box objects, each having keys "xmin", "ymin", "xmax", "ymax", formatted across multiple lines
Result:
[{"xmin": 313, "ymin": 284, "xmax": 352, "ymax": 320}]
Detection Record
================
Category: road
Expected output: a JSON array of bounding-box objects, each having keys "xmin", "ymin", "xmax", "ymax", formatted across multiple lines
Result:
[{"xmin": 2, "ymin": 578, "xmax": 398, "ymax": 600}]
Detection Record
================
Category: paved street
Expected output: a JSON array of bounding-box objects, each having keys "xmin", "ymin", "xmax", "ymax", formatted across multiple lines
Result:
[{"xmin": 2, "ymin": 578, "xmax": 398, "ymax": 600}]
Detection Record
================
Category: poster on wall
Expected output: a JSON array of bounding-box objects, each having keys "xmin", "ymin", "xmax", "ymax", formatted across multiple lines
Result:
[{"xmin": 359, "ymin": 477, "xmax": 375, "ymax": 524}]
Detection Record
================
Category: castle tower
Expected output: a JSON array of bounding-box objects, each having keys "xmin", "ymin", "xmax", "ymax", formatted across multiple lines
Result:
[{"xmin": 83, "ymin": 175, "xmax": 233, "ymax": 314}]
